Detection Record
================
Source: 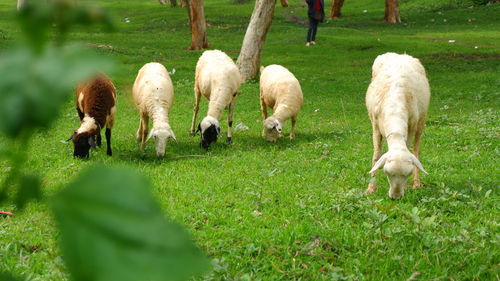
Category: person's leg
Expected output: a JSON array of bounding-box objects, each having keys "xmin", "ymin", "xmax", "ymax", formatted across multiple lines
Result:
[
  {"xmin": 311, "ymin": 19, "xmax": 318, "ymax": 42},
  {"xmin": 306, "ymin": 17, "xmax": 314, "ymax": 44}
]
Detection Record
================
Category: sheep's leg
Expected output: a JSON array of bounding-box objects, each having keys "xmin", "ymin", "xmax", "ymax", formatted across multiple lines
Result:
[
  {"xmin": 260, "ymin": 96, "xmax": 268, "ymax": 137},
  {"xmin": 105, "ymin": 128, "xmax": 112, "ymax": 156},
  {"xmin": 96, "ymin": 133, "xmax": 102, "ymax": 147},
  {"xmin": 412, "ymin": 121, "xmax": 425, "ymax": 188},
  {"xmin": 260, "ymin": 94, "xmax": 268, "ymax": 120},
  {"xmin": 226, "ymin": 99, "xmax": 235, "ymax": 144},
  {"xmin": 138, "ymin": 114, "xmax": 149, "ymax": 151},
  {"xmin": 189, "ymin": 84, "xmax": 201, "ymax": 136},
  {"xmin": 366, "ymin": 125, "xmax": 382, "ymax": 194},
  {"xmin": 136, "ymin": 117, "xmax": 143, "ymax": 142},
  {"xmin": 77, "ymin": 107, "xmax": 84, "ymax": 121},
  {"xmin": 289, "ymin": 117, "xmax": 297, "ymax": 139}
]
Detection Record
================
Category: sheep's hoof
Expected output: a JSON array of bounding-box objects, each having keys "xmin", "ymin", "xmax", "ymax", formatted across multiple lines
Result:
[
  {"xmin": 389, "ymin": 193, "xmax": 403, "ymax": 200},
  {"xmin": 226, "ymin": 137, "xmax": 232, "ymax": 144},
  {"xmin": 412, "ymin": 181, "xmax": 422, "ymax": 189},
  {"xmin": 364, "ymin": 188, "xmax": 375, "ymax": 195},
  {"xmin": 365, "ymin": 182, "xmax": 377, "ymax": 194}
]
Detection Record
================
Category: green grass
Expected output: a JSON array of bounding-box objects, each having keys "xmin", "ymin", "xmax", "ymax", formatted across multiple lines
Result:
[{"xmin": 1, "ymin": 0, "xmax": 499, "ymax": 280}]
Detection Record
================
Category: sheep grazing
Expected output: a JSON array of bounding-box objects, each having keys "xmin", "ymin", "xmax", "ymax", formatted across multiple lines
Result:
[
  {"xmin": 70, "ymin": 74, "xmax": 116, "ymax": 158},
  {"xmin": 132, "ymin": 62, "xmax": 176, "ymax": 157},
  {"xmin": 189, "ymin": 50, "xmax": 241, "ymax": 150},
  {"xmin": 365, "ymin": 52, "xmax": 431, "ymax": 199},
  {"xmin": 259, "ymin": 64, "xmax": 303, "ymax": 142}
]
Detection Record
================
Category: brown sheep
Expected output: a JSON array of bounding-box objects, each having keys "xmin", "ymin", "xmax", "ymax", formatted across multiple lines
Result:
[{"xmin": 69, "ymin": 74, "xmax": 116, "ymax": 158}]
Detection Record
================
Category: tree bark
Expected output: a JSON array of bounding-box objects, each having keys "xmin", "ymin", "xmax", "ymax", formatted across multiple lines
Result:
[
  {"xmin": 158, "ymin": 0, "xmax": 167, "ymax": 4},
  {"xmin": 17, "ymin": 0, "xmax": 26, "ymax": 10},
  {"xmin": 280, "ymin": 0, "xmax": 289, "ymax": 7},
  {"xmin": 329, "ymin": 0, "xmax": 344, "ymax": 19},
  {"xmin": 170, "ymin": 0, "xmax": 178, "ymax": 7},
  {"xmin": 188, "ymin": 0, "xmax": 209, "ymax": 50},
  {"xmin": 237, "ymin": 0, "xmax": 276, "ymax": 81},
  {"xmin": 384, "ymin": 0, "xmax": 401, "ymax": 23}
]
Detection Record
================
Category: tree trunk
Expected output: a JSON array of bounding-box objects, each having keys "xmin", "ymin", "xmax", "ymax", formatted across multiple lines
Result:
[
  {"xmin": 237, "ymin": 0, "xmax": 276, "ymax": 81},
  {"xmin": 180, "ymin": 0, "xmax": 186, "ymax": 8},
  {"xmin": 158, "ymin": 0, "xmax": 167, "ymax": 4},
  {"xmin": 188, "ymin": 0, "xmax": 209, "ymax": 50},
  {"xmin": 329, "ymin": 0, "xmax": 344, "ymax": 19},
  {"xmin": 17, "ymin": 0, "xmax": 26, "ymax": 10},
  {"xmin": 170, "ymin": 0, "xmax": 178, "ymax": 7},
  {"xmin": 280, "ymin": 0, "xmax": 289, "ymax": 7},
  {"xmin": 384, "ymin": 0, "xmax": 401, "ymax": 23}
]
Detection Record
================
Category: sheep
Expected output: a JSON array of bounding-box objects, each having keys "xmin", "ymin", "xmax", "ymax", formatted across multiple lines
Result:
[
  {"xmin": 259, "ymin": 64, "xmax": 303, "ymax": 142},
  {"xmin": 365, "ymin": 52, "xmax": 431, "ymax": 199},
  {"xmin": 132, "ymin": 62, "xmax": 176, "ymax": 157},
  {"xmin": 69, "ymin": 74, "xmax": 116, "ymax": 158},
  {"xmin": 189, "ymin": 50, "xmax": 241, "ymax": 150}
]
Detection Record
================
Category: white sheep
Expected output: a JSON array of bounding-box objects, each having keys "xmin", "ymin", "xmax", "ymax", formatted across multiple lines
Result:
[
  {"xmin": 259, "ymin": 64, "xmax": 303, "ymax": 142},
  {"xmin": 365, "ymin": 52, "xmax": 431, "ymax": 199},
  {"xmin": 189, "ymin": 50, "xmax": 241, "ymax": 150},
  {"xmin": 133, "ymin": 62, "xmax": 176, "ymax": 157}
]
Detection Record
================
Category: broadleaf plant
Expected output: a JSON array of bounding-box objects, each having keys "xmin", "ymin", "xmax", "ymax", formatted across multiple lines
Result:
[{"xmin": 52, "ymin": 165, "xmax": 209, "ymax": 281}]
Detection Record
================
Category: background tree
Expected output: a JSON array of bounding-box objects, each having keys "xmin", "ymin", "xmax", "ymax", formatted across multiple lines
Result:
[
  {"xmin": 330, "ymin": 0, "xmax": 345, "ymax": 19},
  {"xmin": 17, "ymin": 0, "xmax": 25, "ymax": 10},
  {"xmin": 237, "ymin": 0, "xmax": 277, "ymax": 81},
  {"xmin": 186, "ymin": 0, "xmax": 209, "ymax": 50},
  {"xmin": 385, "ymin": 0, "xmax": 401, "ymax": 23},
  {"xmin": 280, "ymin": 0, "xmax": 289, "ymax": 7}
]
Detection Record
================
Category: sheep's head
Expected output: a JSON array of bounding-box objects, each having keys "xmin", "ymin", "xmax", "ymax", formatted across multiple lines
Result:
[
  {"xmin": 372, "ymin": 52, "xmax": 399, "ymax": 79},
  {"xmin": 198, "ymin": 116, "xmax": 220, "ymax": 151},
  {"xmin": 70, "ymin": 131, "xmax": 96, "ymax": 158},
  {"xmin": 369, "ymin": 150, "xmax": 427, "ymax": 199},
  {"xmin": 263, "ymin": 118, "xmax": 282, "ymax": 142},
  {"xmin": 147, "ymin": 126, "xmax": 176, "ymax": 157}
]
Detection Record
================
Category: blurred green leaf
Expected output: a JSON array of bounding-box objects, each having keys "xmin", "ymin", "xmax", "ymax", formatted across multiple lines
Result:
[
  {"xmin": 15, "ymin": 174, "xmax": 42, "ymax": 210},
  {"xmin": 0, "ymin": 45, "xmax": 113, "ymax": 138},
  {"xmin": 18, "ymin": 0, "xmax": 114, "ymax": 49},
  {"xmin": 0, "ymin": 272, "xmax": 22, "ymax": 281},
  {"xmin": 52, "ymin": 165, "xmax": 209, "ymax": 281}
]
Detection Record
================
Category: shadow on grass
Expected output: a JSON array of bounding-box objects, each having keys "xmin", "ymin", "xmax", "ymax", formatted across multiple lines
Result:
[{"xmin": 109, "ymin": 128, "xmax": 348, "ymax": 164}]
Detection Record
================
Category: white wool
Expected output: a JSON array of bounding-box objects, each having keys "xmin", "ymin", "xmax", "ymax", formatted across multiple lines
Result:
[
  {"xmin": 77, "ymin": 116, "xmax": 98, "ymax": 134},
  {"xmin": 259, "ymin": 64, "xmax": 303, "ymax": 141},
  {"xmin": 200, "ymin": 116, "xmax": 219, "ymax": 132},
  {"xmin": 133, "ymin": 62, "xmax": 175, "ymax": 156},
  {"xmin": 365, "ymin": 52, "xmax": 431, "ymax": 199},
  {"xmin": 191, "ymin": 50, "xmax": 241, "ymax": 141},
  {"xmin": 195, "ymin": 50, "xmax": 241, "ymax": 123}
]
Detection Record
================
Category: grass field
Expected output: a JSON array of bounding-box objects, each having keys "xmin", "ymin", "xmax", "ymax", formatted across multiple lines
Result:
[{"xmin": 0, "ymin": 0, "xmax": 499, "ymax": 280}]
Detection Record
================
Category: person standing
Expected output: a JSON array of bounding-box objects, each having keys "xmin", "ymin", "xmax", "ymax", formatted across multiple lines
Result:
[{"xmin": 306, "ymin": 0, "xmax": 324, "ymax": 46}]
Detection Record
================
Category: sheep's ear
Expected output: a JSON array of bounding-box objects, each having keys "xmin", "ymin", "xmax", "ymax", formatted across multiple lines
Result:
[
  {"xmin": 275, "ymin": 121, "xmax": 282, "ymax": 133},
  {"xmin": 67, "ymin": 132, "xmax": 76, "ymax": 141},
  {"xmin": 169, "ymin": 129, "xmax": 177, "ymax": 142},
  {"xmin": 369, "ymin": 153, "xmax": 388, "ymax": 174},
  {"xmin": 88, "ymin": 136, "xmax": 96, "ymax": 149},
  {"xmin": 146, "ymin": 129, "xmax": 155, "ymax": 143},
  {"xmin": 410, "ymin": 154, "xmax": 428, "ymax": 175}
]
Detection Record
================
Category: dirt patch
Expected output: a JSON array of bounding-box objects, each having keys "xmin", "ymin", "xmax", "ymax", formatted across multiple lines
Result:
[
  {"xmin": 283, "ymin": 4, "xmax": 308, "ymax": 27},
  {"xmin": 420, "ymin": 52, "xmax": 500, "ymax": 61}
]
